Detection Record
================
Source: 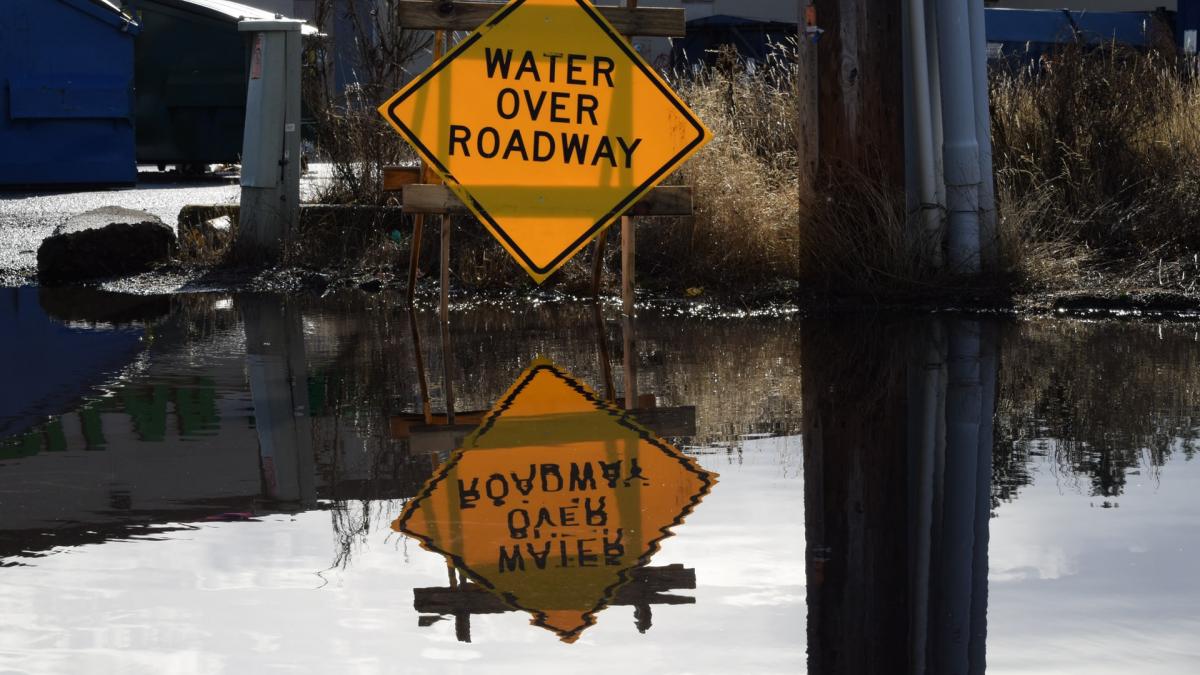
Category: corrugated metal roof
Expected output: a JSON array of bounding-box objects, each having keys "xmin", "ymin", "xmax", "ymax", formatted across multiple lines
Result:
[
  {"xmin": 145, "ymin": 0, "xmax": 318, "ymax": 33},
  {"xmin": 58, "ymin": 0, "xmax": 142, "ymax": 34},
  {"xmin": 91, "ymin": 0, "xmax": 124, "ymax": 12}
]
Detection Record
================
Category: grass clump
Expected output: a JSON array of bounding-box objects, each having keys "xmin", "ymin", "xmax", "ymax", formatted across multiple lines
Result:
[
  {"xmin": 660, "ymin": 45, "xmax": 801, "ymax": 291},
  {"xmin": 991, "ymin": 43, "xmax": 1200, "ymax": 293}
]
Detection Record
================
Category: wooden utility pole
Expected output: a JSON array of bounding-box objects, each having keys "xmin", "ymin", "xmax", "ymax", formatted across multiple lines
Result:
[
  {"xmin": 797, "ymin": 1, "xmax": 819, "ymax": 201},
  {"xmin": 803, "ymin": 317, "xmax": 909, "ymax": 674},
  {"xmin": 813, "ymin": 0, "xmax": 905, "ymax": 187}
]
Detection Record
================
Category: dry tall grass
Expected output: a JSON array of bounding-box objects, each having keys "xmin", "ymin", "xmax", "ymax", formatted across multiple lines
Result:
[
  {"xmin": 300, "ymin": 41, "xmax": 804, "ymax": 293},
  {"xmin": 992, "ymin": 44, "xmax": 1200, "ymax": 291},
  {"xmin": 664, "ymin": 45, "xmax": 801, "ymax": 289}
]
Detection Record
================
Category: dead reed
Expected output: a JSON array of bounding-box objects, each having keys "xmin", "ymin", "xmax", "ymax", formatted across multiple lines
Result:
[
  {"xmin": 662, "ymin": 44, "xmax": 801, "ymax": 290},
  {"xmin": 992, "ymin": 43, "xmax": 1200, "ymax": 292}
]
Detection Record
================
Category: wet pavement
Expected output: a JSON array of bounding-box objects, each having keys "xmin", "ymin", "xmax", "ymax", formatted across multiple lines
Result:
[{"xmin": 0, "ymin": 290, "xmax": 1198, "ymax": 673}]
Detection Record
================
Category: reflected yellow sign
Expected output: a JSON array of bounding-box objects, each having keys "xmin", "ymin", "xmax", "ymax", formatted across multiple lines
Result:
[
  {"xmin": 394, "ymin": 360, "xmax": 716, "ymax": 642},
  {"xmin": 378, "ymin": 0, "xmax": 712, "ymax": 283}
]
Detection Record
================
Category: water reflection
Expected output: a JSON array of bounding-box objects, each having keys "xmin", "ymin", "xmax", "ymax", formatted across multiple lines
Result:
[
  {"xmin": 803, "ymin": 318, "xmax": 995, "ymax": 674},
  {"xmin": 395, "ymin": 359, "xmax": 715, "ymax": 643},
  {"xmin": 3, "ymin": 290, "xmax": 1200, "ymax": 672}
]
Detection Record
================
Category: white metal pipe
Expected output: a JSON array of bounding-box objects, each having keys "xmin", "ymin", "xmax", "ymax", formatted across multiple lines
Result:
[
  {"xmin": 925, "ymin": 0, "xmax": 946, "ymax": 211},
  {"xmin": 909, "ymin": 319, "xmax": 946, "ymax": 675},
  {"xmin": 904, "ymin": 0, "xmax": 916, "ymax": 214},
  {"xmin": 936, "ymin": 319, "xmax": 983, "ymax": 674},
  {"xmin": 935, "ymin": 0, "xmax": 983, "ymax": 274},
  {"xmin": 968, "ymin": 0, "xmax": 998, "ymax": 269},
  {"xmin": 905, "ymin": 0, "xmax": 944, "ymax": 267},
  {"xmin": 970, "ymin": 322, "xmax": 997, "ymax": 674}
]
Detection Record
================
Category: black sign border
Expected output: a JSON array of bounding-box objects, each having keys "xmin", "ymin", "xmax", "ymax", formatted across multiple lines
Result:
[{"xmin": 385, "ymin": 0, "xmax": 709, "ymax": 277}]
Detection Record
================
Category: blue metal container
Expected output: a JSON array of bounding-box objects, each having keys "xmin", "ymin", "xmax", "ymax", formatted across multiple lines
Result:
[
  {"xmin": 0, "ymin": 0, "xmax": 140, "ymax": 187},
  {"xmin": 986, "ymin": 8, "xmax": 1170, "ymax": 64}
]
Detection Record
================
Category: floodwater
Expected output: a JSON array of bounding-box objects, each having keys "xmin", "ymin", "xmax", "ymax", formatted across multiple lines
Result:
[{"xmin": 0, "ymin": 289, "xmax": 1197, "ymax": 674}]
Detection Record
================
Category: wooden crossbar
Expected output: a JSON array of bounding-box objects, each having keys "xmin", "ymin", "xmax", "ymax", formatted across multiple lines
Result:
[
  {"xmin": 398, "ymin": 183, "xmax": 692, "ymax": 217},
  {"xmin": 395, "ymin": 0, "xmax": 686, "ymax": 37},
  {"xmin": 382, "ymin": 165, "xmax": 421, "ymax": 192}
]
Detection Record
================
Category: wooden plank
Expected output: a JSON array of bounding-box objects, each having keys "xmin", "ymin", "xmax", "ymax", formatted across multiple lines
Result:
[
  {"xmin": 396, "ymin": 1, "xmax": 686, "ymax": 37},
  {"xmin": 383, "ymin": 165, "xmax": 422, "ymax": 192},
  {"xmin": 402, "ymin": 184, "xmax": 692, "ymax": 217},
  {"xmin": 631, "ymin": 405, "xmax": 695, "ymax": 437},
  {"xmin": 390, "ymin": 412, "xmax": 487, "ymax": 440},
  {"xmin": 414, "ymin": 565, "xmax": 696, "ymax": 615},
  {"xmin": 389, "ymin": 406, "xmax": 691, "ymax": 439}
]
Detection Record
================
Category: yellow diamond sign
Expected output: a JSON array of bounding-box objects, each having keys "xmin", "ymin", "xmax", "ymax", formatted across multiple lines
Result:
[
  {"xmin": 378, "ymin": 0, "xmax": 712, "ymax": 283},
  {"xmin": 393, "ymin": 360, "xmax": 716, "ymax": 642}
]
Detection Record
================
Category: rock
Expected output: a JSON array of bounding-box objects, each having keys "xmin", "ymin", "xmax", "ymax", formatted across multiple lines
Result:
[
  {"xmin": 38, "ymin": 208, "xmax": 177, "ymax": 284},
  {"xmin": 53, "ymin": 206, "xmax": 164, "ymax": 235}
]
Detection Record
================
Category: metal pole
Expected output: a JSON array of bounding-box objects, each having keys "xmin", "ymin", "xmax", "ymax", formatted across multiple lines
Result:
[
  {"xmin": 935, "ymin": 0, "xmax": 983, "ymax": 274},
  {"xmin": 909, "ymin": 318, "xmax": 946, "ymax": 675},
  {"xmin": 970, "ymin": 321, "xmax": 997, "ymax": 674},
  {"xmin": 905, "ymin": 0, "xmax": 943, "ymax": 267},
  {"xmin": 936, "ymin": 319, "xmax": 983, "ymax": 674},
  {"xmin": 926, "ymin": 0, "xmax": 946, "ymax": 211},
  {"xmin": 967, "ymin": 0, "xmax": 998, "ymax": 269}
]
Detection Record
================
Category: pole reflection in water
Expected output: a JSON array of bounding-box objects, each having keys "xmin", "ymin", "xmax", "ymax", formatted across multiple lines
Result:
[
  {"xmin": 394, "ymin": 356, "xmax": 717, "ymax": 643},
  {"xmin": 242, "ymin": 295, "xmax": 317, "ymax": 506},
  {"xmin": 804, "ymin": 317, "xmax": 997, "ymax": 675}
]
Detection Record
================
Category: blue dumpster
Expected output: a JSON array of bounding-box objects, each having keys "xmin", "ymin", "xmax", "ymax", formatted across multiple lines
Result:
[
  {"xmin": 0, "ymin": 0, "xmax": 140, "ymax": 187},
  {"xmin": 986, "ymin": 8, "xmax": 1170, "ymax": 64}
]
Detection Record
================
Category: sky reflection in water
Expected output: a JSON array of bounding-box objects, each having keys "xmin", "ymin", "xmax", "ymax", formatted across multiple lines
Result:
[{"xmin": 0, "ymin": 289, "xmax": 1197, "ymax": 674}]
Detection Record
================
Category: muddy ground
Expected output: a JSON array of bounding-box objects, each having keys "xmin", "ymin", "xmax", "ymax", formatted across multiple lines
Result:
[{"xmin": 5, "ymin": 167, "xmax": 1200, "ymax": 320}]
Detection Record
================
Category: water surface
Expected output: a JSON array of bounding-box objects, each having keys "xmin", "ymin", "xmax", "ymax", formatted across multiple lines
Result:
[{"xmin": 0, "ymin": 290, "xmax": 1197, "ymax": 674}]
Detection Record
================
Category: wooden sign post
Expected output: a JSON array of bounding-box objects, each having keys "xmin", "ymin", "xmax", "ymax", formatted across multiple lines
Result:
[{"xmin": 380, "ymin": 0, "xmax": 707, "ymax": 320}]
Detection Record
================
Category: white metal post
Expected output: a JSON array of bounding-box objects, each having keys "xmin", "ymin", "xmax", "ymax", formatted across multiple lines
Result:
[
  {"xmin": 937, "ymin": 319, "xmax": 983, "ymax": 673},
  {"xmin": 968, "ymin": 0, "xmax": 998, "ymax": 269},
  {"xmin": 904, "ymin": 0, "xmax": 943, "ymax": 267},
  {"xmin": 935, "ymin": 0, "xmax": 982, "ymax": 274}
]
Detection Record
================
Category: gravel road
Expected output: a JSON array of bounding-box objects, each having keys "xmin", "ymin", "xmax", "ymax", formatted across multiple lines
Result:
[{"xmin": 0, "ymin": 167, "xmax": 330, "ymax": 286}]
